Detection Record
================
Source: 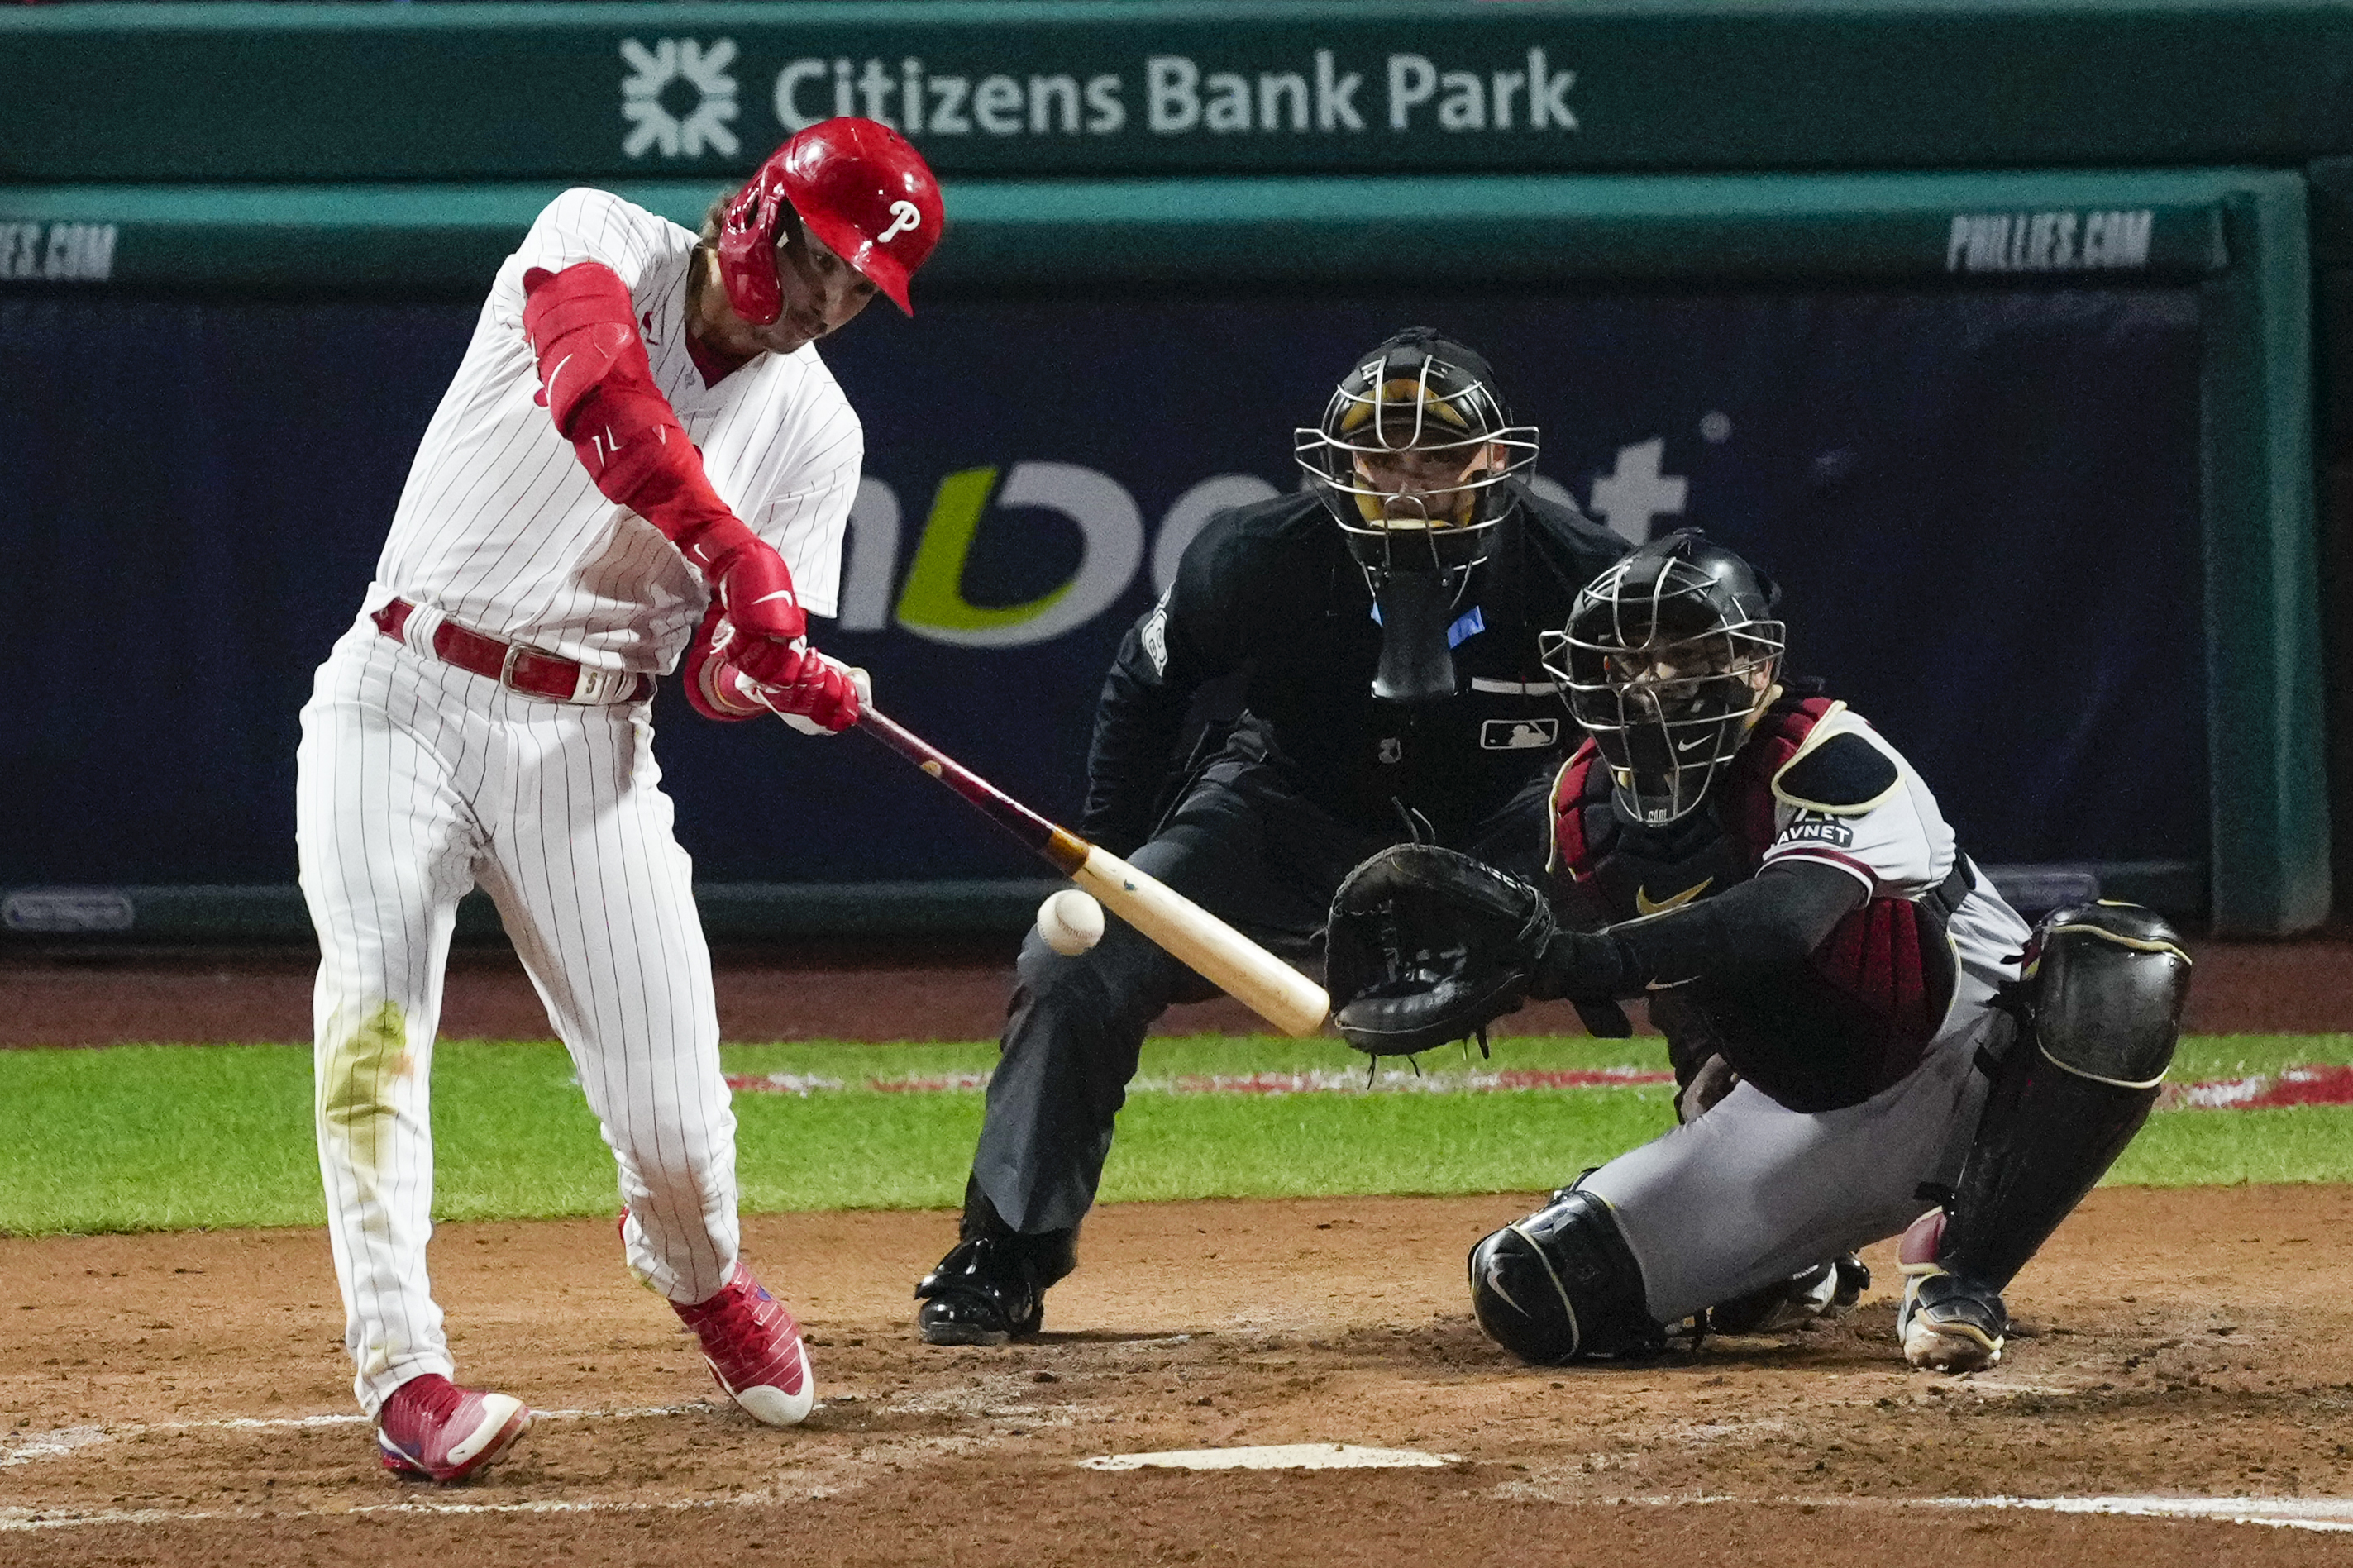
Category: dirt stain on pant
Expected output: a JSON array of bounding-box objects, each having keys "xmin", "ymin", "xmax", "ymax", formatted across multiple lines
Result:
[{"xmin": 317, "ymin": 999, "xmax": 415, "ymax": 1184}]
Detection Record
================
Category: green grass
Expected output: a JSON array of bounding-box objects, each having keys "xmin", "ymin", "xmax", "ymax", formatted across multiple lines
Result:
[{"xmin": 1, "ymin": 1032, "xmax": 2347, "ymax": 1237}]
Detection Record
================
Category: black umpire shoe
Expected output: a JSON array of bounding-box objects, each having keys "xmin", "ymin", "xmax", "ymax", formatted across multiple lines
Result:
[{"xmin": 914, "ymin": 1230, "xmax": 1076, "ymax": 1346}]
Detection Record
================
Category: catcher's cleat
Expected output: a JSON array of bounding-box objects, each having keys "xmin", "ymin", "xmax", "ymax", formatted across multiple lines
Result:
[
  {"xmin": 1899, "ymin": 1269, "xmax": 2008, "ymax": 1372},
  {"xmin": 1706, "ymin": 1252, "xmax": 1870, "ymax": 1337},
  {"xmin": 674, "ymin": 1262, "xmax": 816, "ymax": 1427},
  {"xmin": 915, "ymin": 1235, "xmax": 1051, "ymax": 1346},
  {"xmin": 1896, "ymin": 1207, "xmax": 2006, "ymax": 1372},
  {"xmin": 375, "ymin": 1374, "xmax": 532, "ymax": 1482}
]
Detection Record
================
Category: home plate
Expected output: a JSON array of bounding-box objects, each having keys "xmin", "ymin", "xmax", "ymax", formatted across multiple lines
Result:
[{"xmin": 1081, "ymin": 1444, "xmax": 1458, "ymax": 1472}]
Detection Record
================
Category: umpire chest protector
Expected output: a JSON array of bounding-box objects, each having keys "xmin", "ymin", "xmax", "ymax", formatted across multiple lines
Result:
[
  {"xmin": 1551, "ymin": 694, "xmax": 1967, "ymax": 1111},
  {"xmin": 1110, "ymin": 489, "xmax": 1618, "ymax": 847}
]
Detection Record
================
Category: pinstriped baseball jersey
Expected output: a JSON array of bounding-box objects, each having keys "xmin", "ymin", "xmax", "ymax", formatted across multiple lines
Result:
[
  {"xmin": 375, "ymin": 188, "xmax": 860, "ymax": 671},
  {"xmin": 301, "ymin": 182, "xmax": 846, "ymax": 1427}
]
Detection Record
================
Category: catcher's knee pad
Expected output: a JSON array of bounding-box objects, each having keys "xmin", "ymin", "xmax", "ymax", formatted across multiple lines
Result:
[
  {"xmin": 2026, "ymin": 902, "xmax": 2191, "ymax": 1086},
  {"xmin": 1467, "ymin": 1189, "xmax": 1663, "ymax": 1365},
  {"xmin": 1938, "ymin": 902, "xmax": 2191, "ymax": 1291}
]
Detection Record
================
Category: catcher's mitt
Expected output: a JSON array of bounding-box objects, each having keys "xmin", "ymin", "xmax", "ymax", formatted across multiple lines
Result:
[{"xmin": 1324, "ymin": 843, "xmax": 1555, "ymax": 1056}]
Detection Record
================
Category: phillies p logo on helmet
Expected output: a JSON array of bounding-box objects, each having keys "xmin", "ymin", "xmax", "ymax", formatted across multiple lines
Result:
[{"xmin": 717, "ymin": 117, "xmax": 944, "ymax": 324}]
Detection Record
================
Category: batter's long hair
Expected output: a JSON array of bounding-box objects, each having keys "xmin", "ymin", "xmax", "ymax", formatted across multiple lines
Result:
[
  {"xmin": 698, "ymin": 192, "xmax": 730, "ymax": 247},
  {"xmin": 699, "ymin": 189, "xmax": 801, "ymax": 251}
]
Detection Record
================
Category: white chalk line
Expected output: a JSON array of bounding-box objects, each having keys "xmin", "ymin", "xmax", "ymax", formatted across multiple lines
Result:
[
  {"xmin": 0, "ymin": 1403, "xmax": 717, "ymax": 1470},
  {"xmin": 10, "ymin": 1477, "xmax": 2353, "ymax": 1535},
  {"xmin": 1575, "ymin": 1494, "xmax": 2353, "ymax": 1535},
  {"xmin": 1937, "ymin": 1494, "xmax": 2353, "ymax": 1532},
  {"xmin": 0, "ymin": 1427, "xmax": 975, "ymax": 1533},
  {"xmin": 1082, "ymin": 1443, "xmax": 1458, "ymax": 1471},
  {"xmin": 0, "ymin": 1494, "xmax": 750, "ymax": 1533}
]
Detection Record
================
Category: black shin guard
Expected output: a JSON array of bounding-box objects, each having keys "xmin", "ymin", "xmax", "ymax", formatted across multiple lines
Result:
[
  {"xmin": 1936, "ymin": 1046, "xmax": 2158, "ymax": 1290},
  {"xmin": 1936, "ymin": 903, "xmax": 2191, "ymax": 1291}
]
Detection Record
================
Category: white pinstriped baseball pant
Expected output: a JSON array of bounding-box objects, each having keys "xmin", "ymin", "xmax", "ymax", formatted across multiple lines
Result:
[{"xmin": 297, "ymin": 617, "xmax": 737, "ymax": 1416}]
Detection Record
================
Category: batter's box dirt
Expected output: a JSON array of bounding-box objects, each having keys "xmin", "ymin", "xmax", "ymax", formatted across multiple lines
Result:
[{"xmin": 3, "ymin": 1188, "xmax": 2351, "ymax": 1566}]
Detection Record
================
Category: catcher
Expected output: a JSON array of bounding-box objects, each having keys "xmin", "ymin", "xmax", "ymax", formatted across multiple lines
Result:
[{"xmin": 1325, "ymin": 531, "xmax": 2192, "ymax": 1370}]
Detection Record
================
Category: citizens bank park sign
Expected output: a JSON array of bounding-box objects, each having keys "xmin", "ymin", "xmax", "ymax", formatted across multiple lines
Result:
[
  {"xmin": 619, "ymin": 37, "xmax": 1579, "ymax": 162},
  {"xmin": 9, "ymin": 3, "xmax": 2343, "ymax": 185},
  {"xmin": 2, "ymin": 3, "xmax": 2340, "ymax": 183}
]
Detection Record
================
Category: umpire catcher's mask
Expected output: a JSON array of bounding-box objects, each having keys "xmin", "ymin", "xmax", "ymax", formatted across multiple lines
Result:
[
  {"xmin": 1542, "ymin": 531, "xmax": 1785, "ymax": 826},
  {"xmin": 1296, "ymin": 328, "xmax": 1539, "ymax": 702}
]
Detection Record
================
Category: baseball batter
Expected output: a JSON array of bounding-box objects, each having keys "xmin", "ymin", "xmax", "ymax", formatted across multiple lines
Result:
[
  {"xmin": 295, "ymin": 118, "xmax": 941, "ymax": 1480},
  {"xmin": 1326, "ymin": 531, "xmax": 2193, "ymax": 1370}
]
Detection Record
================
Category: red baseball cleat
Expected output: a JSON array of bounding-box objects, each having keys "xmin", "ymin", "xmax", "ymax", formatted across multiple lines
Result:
[
  {"xmin": 375, "ymin": 1374, "xmax": 532, "ymax": 1481},
  {"xmin": 673, "ymin": 1261, "xmax": 815, "ymax": 1427}
]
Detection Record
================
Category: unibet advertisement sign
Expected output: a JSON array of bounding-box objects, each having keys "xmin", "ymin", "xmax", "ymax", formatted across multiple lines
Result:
[
  {"xmin": 0, "ymin": 288, "xmax": 2203, "ymax": 890},
  {"xmin": 838, "ymin": 461, "xmax": 1657, "ymax": 650}
]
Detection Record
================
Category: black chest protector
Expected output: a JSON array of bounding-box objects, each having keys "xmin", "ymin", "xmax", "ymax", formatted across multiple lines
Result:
[
  {"xmin": 1549, "ymin": 698, "xmax": 1968, "ymax": 1112},
  {"xmin": 1557, "ymin": 790, "xmax": 1760, "ymax": 932}
]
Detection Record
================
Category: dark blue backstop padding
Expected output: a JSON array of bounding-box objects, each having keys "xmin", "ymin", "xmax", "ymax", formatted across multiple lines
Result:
[{"xmin": 0, "ymin": 285, "xmax": 2203, "ymax": 889}]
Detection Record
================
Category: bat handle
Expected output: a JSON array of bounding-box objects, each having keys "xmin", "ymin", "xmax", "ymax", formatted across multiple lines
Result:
[
  {"xmin": 852, "ymin": 704, "xmax": 1087, "ymax": 874},
  {"xmin": 856, "ymin": 704, "xmax": 930, "ymax": 765}
]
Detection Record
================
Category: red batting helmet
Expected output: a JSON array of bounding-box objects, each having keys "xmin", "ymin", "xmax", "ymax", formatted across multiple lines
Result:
[{"xmin": 717, "ymin": 117, "xmax": 943, "ymax": 323}]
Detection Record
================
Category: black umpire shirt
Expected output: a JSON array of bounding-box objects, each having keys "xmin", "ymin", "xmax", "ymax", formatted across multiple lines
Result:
[{"xmin": 1082, "ymin": 483, "xmax": 1630, "ymax": 855}]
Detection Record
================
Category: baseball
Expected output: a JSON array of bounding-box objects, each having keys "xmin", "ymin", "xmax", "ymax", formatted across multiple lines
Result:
[{"xmin": 1037, "ymin": 888, "xmax": 1105, "ymax": 956}]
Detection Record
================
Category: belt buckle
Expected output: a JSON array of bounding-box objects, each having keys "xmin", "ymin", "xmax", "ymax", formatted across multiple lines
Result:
[
  {"xmin": 571, "ymin": 666, "xmax": 631, "ymax": 704},
  {"xmin": 498, "ymin": 642, "xmax": 528, "ymax": 693}
]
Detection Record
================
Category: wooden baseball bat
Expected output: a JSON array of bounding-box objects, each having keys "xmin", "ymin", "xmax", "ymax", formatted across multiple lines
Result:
[{"xmin": 852, "ymin": 705, "xmax": 1330, "ymax": 1037}]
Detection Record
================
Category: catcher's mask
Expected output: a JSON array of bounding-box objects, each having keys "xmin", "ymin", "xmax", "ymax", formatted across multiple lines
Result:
[
  {"xmin": 1295, "ymin": 328, "xmax": 1539, "ymax": 703},
  {"xmin": 1542, "ymin": 530, "xmax": 1785, "ymax": 826}
]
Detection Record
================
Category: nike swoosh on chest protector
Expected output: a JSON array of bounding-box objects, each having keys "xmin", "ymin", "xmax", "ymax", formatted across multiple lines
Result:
[{"xmin": 1634, "ymin": 878, "xmax": 1712, "ymax": 917}]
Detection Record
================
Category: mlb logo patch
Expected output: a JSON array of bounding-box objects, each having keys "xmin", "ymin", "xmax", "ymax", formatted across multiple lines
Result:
[{"xmin": 1480, "ymin": 717, "xmax": 1559, "ymax": 751}]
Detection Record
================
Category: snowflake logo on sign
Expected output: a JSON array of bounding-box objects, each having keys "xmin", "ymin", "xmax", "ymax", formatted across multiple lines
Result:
[{"xmin": 620, "ymin": 37, "xmax": 740, "ymax": 159}]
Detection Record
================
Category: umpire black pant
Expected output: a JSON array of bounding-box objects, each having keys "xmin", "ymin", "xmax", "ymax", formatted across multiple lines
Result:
[{"xmin": 968, "ymin": 739, "xmax": 1556, "ymax": 1236}]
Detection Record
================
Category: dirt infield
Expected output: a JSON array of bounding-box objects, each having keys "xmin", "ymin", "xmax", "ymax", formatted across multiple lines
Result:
[
  {"xmin": 5, "ymin": 1186, "xmax": 2352, "ymax": 1565},
  {"xmin": 3, "ymin": 940, "xmax": 2351, "ymax": 1563}
]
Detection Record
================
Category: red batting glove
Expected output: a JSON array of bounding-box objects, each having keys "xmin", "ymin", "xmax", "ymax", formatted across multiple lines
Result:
[
  {"xmin": 681, "ymin": 597, "xmax": 863, "ymax": 732},
  {"xmin": 754, "ymin": 649, "xmax": 864, "ymax": 732},
  {"xmin": 692, "ymin": 530, "xmax": 809, "ymax": 687},
  {"xmin": 682, "ymin": 602, "xmax": 768, "ymax": 722}
]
